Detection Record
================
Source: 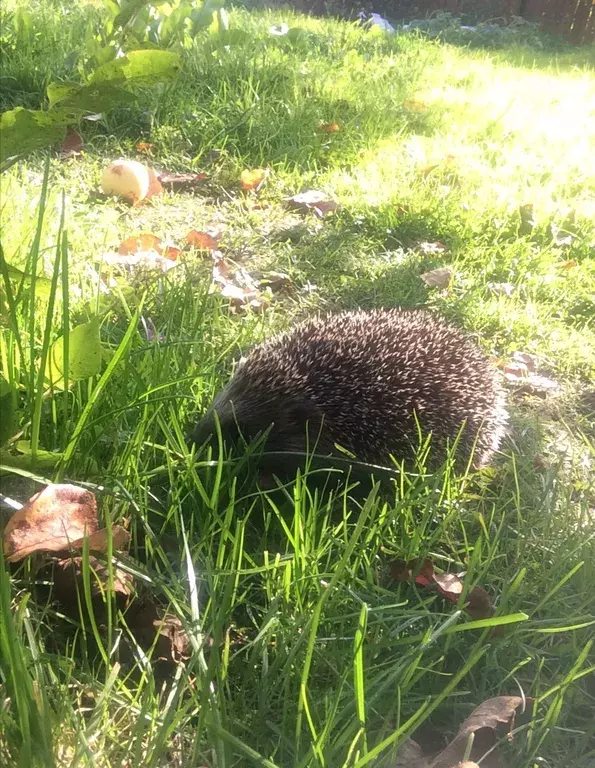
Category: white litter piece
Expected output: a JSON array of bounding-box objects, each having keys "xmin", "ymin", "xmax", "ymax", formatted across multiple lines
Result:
[{"xmin": 368, "ymin": 13, "xmax": 395, "ymax": 33}]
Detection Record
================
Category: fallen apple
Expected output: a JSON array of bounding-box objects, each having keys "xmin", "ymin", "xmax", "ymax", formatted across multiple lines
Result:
[{"xmin": 101, "ymin": 159, "xmax": 151, "ymax": 203}]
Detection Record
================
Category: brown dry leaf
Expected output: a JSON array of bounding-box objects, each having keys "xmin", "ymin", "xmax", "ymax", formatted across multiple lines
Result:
[
  {"xmin": 103, "ymin": 252, "xmax": 179, "ymax": 272},
  {"xmin": 420, "ymin": 267, "xmax": 452, "ymax": 289},
  {"xmin": 260, "ymin": 271, "xmax": 294, "ymax": 293},
  {"xmin": 136, "ymin": 141, "xmax": 154, "ymax": 153},
  {"xmin": 390, "ymin": 558, "xmax": 435, "ymax": 587},
  {"xmin": 125, "ymin": 600, "xmax": 190, "ymax": 666},
  {"xmin": 391, "ymin": 698, "xmax": 530, "ymax": 768},
  {"xmin": 157, "ymin": 171, "xmax": 207, "ymax": 189},
  {"xmin": 68, "ymin": 525, "xmax": 131, "ymax": 553},
  {"xmin": 186, "ymin": 230, "xmax": 220, "ymax": 250},
  {"xmin": 118, "ymin": 234, "xmax": 163, "ymax": 255},
  {"xmin": 54, "ymin": 554, "xmax": 134, "ymax": 604},
  {"xmin": 59, "ymin": 127, "xmax": 83, "ymax": 159},
  {"xmin": 220, "ymin": 283, "xmax": 258, "ymax": 303},
  {"xmin": 511, "ymin": 351, "xmax": 536, "ymax": 371},
  {"xmin": 145, "ymin": 168, "xmax": 164, "ymax": 200},
  {"xmin": 429, "ymin": 696, "xmax": 531, "ymax": 768},
  {"xmin": 319, "ymin": 122, "xmax": 340, "ymax": 133},
  {"xmin": 503, "ymin": 361, "xmax": 529, "ymax": 381},
  {"xmin": 514, "ymin": 374, "xmax": 560, "ymax": 398},
  {"xmin": 403, "ymin": 99, "xmax": 428, "ymax": 112},
  {"xmin": 3, "ymin": 484, "xmax": 98, "ymax": 562},
  {"xmin": 392, "ymin": 736, "xmax": 428, "ymax": 767},
  {"xmin": 217, "ymin": 281, "xmax": 267, "ymax": 313},
  {"xmin": 211, "ymin": 258, "xmax": 232, "ymax": 283},
  {"xmin": 422, "ymin": 163, "xmax": 440, "ymax": 176},
  {"xmin": 464, "ymin": 586, "xmax": 496, "ymax": 622},
  {"xmin": 501, "ymin": 353, "xmax": 559, "ymax": 397},
  {"xmin": 419, "ymin": 241, "xmax": 448, "ymax": 255},
  {"xmin": 560, "ymin": 259, "xmax": 577, "ymax": 270},
  {"xmin": 240, "ymin": 168, "xmax": 268, "ymax": 191},
  {"xmin": 161, "ymin": 244, "xmax": 182, "ymax": 261},
  {"xmin": 390, "ymin": 559, "xmax": 495, "ymax": 621},
  {"xmin": 286, "ymin": 190, "xmax": 340, "ymax": 217}
]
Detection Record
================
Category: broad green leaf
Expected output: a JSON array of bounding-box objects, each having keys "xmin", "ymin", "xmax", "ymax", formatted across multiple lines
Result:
[
  {"xmin": 89, "ymin": 50, "xmax": 182, "ymax": 86},
  {"xmin": 113, "ymin": 0, "xmax": 152, "ymax": 30},
  {"xmin": 0, "ymin": 108, "xmax": 71, "ymax": 163},
  {"xmin": 103, "ymin": 0, "xmax": 121, "ymax": 17},
  {"xmin": 46, "ymin": 317, "xmax": 103, "ymax": 389},
  {"xmin": 1, "ymin": 260, "xmax": 52, "ymax": 297},
  {"xmin": 191, "ymin": 6, "xmax": 216, "ymax": 31},
  {"xmin": 0, "ymin": 442, "xmax": 63, "ymax": 470},
  {"xmin": 47, "ymin": 81, "xmax": 81, "ymax": 109},
  {"xmin": 48, "ymin": 81, "xmax": 136, "ymax": 112},
  {"xmin": 158, "ymin": 2, "xmax": 192, "ymax": 45}
]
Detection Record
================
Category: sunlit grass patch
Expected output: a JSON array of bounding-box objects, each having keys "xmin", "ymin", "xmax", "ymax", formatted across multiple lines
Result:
[{"xmin": 1, "ymin": 2, "xmax": 595, "ymax": 766}]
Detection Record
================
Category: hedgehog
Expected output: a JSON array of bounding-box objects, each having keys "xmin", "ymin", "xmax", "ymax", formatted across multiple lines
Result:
[{"xmin": 191, "ymin": 309, "xmax": 507, "ymax": 476}]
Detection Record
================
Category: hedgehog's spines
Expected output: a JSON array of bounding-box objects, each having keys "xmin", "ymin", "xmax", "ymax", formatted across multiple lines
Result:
[{"xmin": 192, "ymin": 309, "xmax": 507, "ymax": 470}]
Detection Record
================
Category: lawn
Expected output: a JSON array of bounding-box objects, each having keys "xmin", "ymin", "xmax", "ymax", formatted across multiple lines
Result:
[{"xmin": 1, "ymin": 2, "xmax": 595, "ymax": 766}]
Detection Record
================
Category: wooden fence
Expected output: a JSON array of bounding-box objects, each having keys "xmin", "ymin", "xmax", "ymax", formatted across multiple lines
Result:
[
  {"xmin": 523, "ymin": 0, "xmax": 595, "ymax": 45},
  {"xmin": 398, "ymin": 0, "xmax": 595, "ymax": 44}
]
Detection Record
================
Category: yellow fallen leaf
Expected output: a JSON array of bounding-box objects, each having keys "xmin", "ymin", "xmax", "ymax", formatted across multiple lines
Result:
[{"xmin": 240, "ymin": 168, "xmax": 267, "ymax": 191}]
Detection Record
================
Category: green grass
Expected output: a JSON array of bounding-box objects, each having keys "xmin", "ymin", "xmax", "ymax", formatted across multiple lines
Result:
[{"xmin": 1, "ymin": 2, "xmax": 595, "ymax": 766}]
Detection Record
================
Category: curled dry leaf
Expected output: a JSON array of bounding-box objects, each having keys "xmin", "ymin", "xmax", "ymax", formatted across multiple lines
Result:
[
  {"xmin": 125, "ymin": 600, "xmax": 190, "ymax": 666},
  {"xmin": 240, "ymin": 168, "xmax": 268, "ymax": 191},
  {"xmin": 560, "ymin": 259, "xmax": 577, "ymax": 270},
  {"xmin": 59, "ymin": 127, "xmax": 84, "ymax": 160},
  {"xmin": 186, "ymin": 230, "xmax": 220, "ymax": 250},
  {"xmin": 286, "ymin": 190, "xmax": 340, "ymax": 217},
  {"xmin": 500, "ymin": 353, "xmax": 559, "ymax": 397},
  {"xmin": 420, "ymin": 267, "xmax": 452, "ymax": 289},
  {"xmin": 53, "ymin": 554, "xmax": 133, "ymax": 605},
  {"xmin": 403, "ymin": 99, "xmax": 429, "ymax": 112},
  {"xmin": 104, "ymin": 252, "xmax": 179, "ymax": 272},
  {"xmin": 118, "ymin": 234, "xmax": 162, "ymax": 255},
  {"xmin": 114, "ymin": 234, "xmax": 180, "ymax": 264},
  {"xmin": 514, "ymin": 374, "xmax": 560, "ymax": 398},
  {"xmin": 259, "ymin": 271, "xmax": 294, "ymax": 293},
  {"xmin": 429, "ymin": 696, "xmax": 532, "ymax": 768},
  {"xmin": 392, "ymin": 737, "xmax": 426, "ymax": 767},
  {"xmin": 68, "ymin": 525, "xmax": 131, "ymax": 553},
  {"xmin": 157, "ymin": 171, "xmax": 207, "ymax": 189},
  {"xmin": 212, "ymin": 266, "xmax": 268, "ymax": 313},
  {"xmin": 319, "ymin": 122, "xmax": 340, "ymax": 134},
  {"xmin": 503, "ymin": 361, "xmax": 529, "ymax": 380},
  {"xmin": 419, "ymin": 241, "xmax": 447, "ymax": 255},
  {"xmin": 393, "ymin": 696, "xmax": 531, "ymax": 768},
  {"xmin": 160, "ymin": 244, "xmax": 182, "ymax": 260},
  {"xmin": 3, "ymin": 484, "xmax": 98, "ymax": 562},
  {"xmin": 390, "ymin": 558, "xmax": 495, "ymax": 621},
  {"xmin": 136, "ymin": 141, "xmax": 154, "ymax": 153}
]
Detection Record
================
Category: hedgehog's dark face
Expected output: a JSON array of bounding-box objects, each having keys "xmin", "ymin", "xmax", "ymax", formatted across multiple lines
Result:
[{"xmin": 190, "ymin": 372, "xmax": 326, "ymax": 463}]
